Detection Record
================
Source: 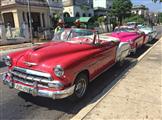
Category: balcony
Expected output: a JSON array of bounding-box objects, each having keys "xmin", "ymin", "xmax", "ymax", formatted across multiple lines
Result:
[
  {"xmin": 1, "ymin": 0, "xmax": 16, "ymax": 6},
  {"xmin": 15, "ymin": 0, "xmax": 48, "ymax": 7},
  {"xmin": 47, "ymin": 0, "xmax": 63, "ymax": 8},
  {"xmin": 1, "ymin": 0, "xmax": 63, "ymax": 8}
]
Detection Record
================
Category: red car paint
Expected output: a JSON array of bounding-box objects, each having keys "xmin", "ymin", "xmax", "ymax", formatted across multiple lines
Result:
[
  {"xmin": 7, "ymin": 31, "xmax": 119, "ymax": 91},
  {"xmin": 105, "ymin": 32, "xmax": 147, "ymax": 51}
]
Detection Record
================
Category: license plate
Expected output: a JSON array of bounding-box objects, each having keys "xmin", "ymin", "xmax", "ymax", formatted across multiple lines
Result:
[{"xmin": 14, "ymin": 83, "xmax": 33, "ymax": 93}]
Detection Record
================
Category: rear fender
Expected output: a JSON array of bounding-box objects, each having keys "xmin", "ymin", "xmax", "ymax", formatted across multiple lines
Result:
[{"xmin": 116, "ymin": 42, "xmax": 130, "ymax": 62}]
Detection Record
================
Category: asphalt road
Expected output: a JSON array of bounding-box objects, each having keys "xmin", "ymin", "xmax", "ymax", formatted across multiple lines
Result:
[{"xmin": 0, "ymin": 26, "xmax": 161, "ymax": 120}]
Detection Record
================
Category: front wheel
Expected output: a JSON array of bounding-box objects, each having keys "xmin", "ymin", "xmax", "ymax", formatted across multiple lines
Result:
[
  {"xmin": 69, "ymin": 73, "xmax": 88, "ymax": 101},
  {"xmin": 131, "ymin": 47, "xmax": 137, "ymax": 55}
]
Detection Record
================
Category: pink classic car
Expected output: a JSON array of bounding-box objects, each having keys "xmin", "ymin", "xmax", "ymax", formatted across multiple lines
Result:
[
  {"xmin": 2, "ymin": 28, "xmax": 130, "ymax": 101},
  {"xmin": 107, "ymin": 27, "xmax": 148, "ymax": 54}
]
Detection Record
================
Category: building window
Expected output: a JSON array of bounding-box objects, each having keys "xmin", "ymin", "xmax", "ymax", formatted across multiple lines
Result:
[
  {"xmin": 88, "ymin": 13, "xmax": 91, "ymax": 17},
  {"xmin": 42, "ymin": 13, "xmax": 45, "ymax": 27},
  {"xmin": 64, "ymin": 12, "xmax": 70, "ymax": 17},
  {"xmin": 52, "ymin": 0, "xmax": 60, "ymax": 2},
  {"xmin": 22, "ymin": 12, "xmax": 26, "ymax": 22},
  {"xmin": 83, "ymin": 13, "xmax": 86, "ymax": 17},
  {"xmin": 3, "ymin": 12, "xmax": 15, "ymax": 27},
  {"xmin": 75, "ymin": 12, "xmax": 80, "ymax": 17}
]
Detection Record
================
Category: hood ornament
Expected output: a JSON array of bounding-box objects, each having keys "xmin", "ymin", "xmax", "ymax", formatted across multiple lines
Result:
[{"xmin": 24, "ymin": 61, "xmax": 37, "ymax": 67}]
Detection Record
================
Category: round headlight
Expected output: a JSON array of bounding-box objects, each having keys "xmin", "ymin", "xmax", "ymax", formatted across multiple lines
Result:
[
  {"xmin": 2, "ymin": 56, "xmax": 12, "ymax": 66},
  {"xmin": 54, "ymin": 65, "xmax": 64, "ymax": 77}
]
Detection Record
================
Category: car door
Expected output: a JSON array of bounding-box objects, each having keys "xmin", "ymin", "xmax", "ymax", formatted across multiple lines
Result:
[
  {"xmin": 92, "ymin": 37, "xmax": 117, "ymax": 77},
  {"xmin": 100, "ymin": 41, "xmax": 117, "ymax": 69}
]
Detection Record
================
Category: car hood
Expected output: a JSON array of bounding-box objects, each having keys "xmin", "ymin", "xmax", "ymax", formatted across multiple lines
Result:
[
  {"xmin": 110, "ymin": 32, "xmax": 141, "ymax": 42},
  {"xmin": 15, "ymin": 41, "xmax": 93, "ymax": 68}
]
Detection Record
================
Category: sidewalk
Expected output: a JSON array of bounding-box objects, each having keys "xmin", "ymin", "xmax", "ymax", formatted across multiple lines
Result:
[
  {"xmin": 0, "ymin": 42, "xmax": 46, "ymax": 51},
  {"xmin": 83, "ymin": 40, "xmax": 162, "ymax": 119},
  {"xmin": 0, "ymin": 43, "xmax": 32, "ymax": 51}
]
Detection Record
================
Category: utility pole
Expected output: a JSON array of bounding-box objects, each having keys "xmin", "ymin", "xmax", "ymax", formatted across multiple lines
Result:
[{"xmin": 27, "ymin": 0, "xmax": 33, "ymax": 44}]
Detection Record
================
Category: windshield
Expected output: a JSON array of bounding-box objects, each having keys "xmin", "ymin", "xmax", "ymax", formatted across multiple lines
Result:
[
  {"xmin": 138, "ymin": 25, "xmax": 152, "ymax": 30},
  {"xmin": 114, "ymin": 27, "xmax": 135, "ymax": 32},
  {"xmin": 52, "ymin": 29, "xmax": 95, "ymax": 44}
]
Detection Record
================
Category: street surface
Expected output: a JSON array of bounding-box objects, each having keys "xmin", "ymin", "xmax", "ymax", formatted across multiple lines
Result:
[{"xmin": 0, "ymin": 26, "xmax": 161, "ymax": 120}]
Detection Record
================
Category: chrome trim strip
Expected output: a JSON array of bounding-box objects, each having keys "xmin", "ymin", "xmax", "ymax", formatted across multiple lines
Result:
[
  {"xmin": 13, "ymin": 76, "xmax": 33, "ymax": 86},
  {"xmin": 3, "ymin": 73, "xmax": 75, "ymax": 99},
  {"xmin": 13, "ymin": 67, "xmax": 51, "ymax": 78},
  {"xmin": 24, "ymin": 61, "xmax": 37, "ymax": 67},
  {"xmin": 37, "ymin": 85, "xmax": 75, "ymax": 99},
  {"xmin": 10, "ymin": 67, "xmax": 65, "ymax": 84}
]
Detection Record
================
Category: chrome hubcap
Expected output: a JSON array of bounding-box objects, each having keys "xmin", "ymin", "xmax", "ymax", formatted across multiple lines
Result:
[{"xmin": 75, "ymin": 78, "xmax": 87, "ymax": 98}]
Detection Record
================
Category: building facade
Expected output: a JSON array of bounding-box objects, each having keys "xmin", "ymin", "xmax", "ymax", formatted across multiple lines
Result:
[
  {"xmin": 93, "ymin": 0, "xmax": 113, "ymax": 16},
  {"xmin": 131, "ymin": 5, "xmax": 149, "ymax": 17},
  {"xmin": 0, "ymin": 0, "xmax": 2, "ymax": 22},
  {"xmin": 0, "ymin": 0, "xmax": 63, "ymax": 31},
  {"xmin": 63, "ymin": 0, "xmax": 94, "ymax": 17}
]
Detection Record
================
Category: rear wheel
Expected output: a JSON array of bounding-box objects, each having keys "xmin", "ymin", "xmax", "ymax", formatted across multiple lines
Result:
[
  {"xmin": 148, "ymin": 35, "xmax": 153, "ymax": 42},
  {"xmin": 69, "ymin": 73, "xmax": 88, "ymax": 101},
  {"xmin": 117, "ymin": 59, "xmax": 125, "ymax": 67},
  {"xmin": 132, "ymin": 44, "xmax": 137, "ymax": 55},
  {"xmin": 132, "ymin": 48, "xmax": 136, "ymax": 55}
]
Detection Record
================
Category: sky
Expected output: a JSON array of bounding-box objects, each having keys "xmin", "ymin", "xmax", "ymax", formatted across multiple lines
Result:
[{"xmin": 131, "ymin": 0, "xmax": 162, "ymax": 12}]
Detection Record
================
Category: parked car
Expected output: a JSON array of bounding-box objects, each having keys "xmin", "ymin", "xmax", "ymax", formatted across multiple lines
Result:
[
  {"xmin": 105, "ymin": 27, "xmax": 147, "ymax": 54},
  {"xmin": 127, "ymin": 22, "xmax": 138, "ymax": 28},
  {"xmin": 114, "ymin": 26, "xmax": 136, "ymax": 32},
  {"xmin": 137, "ymin": 25, "xmax": 157, "ymax": 42},
  {"xmin": 2, "ymin": 28, "xmax": 130, "ymax": 101}
]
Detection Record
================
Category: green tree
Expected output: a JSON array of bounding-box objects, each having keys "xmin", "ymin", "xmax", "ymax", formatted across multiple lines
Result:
[
  {"xmin": 152, "ymin": 0, "xmax": 162, "ymax": 3},
  {"xmin": 111, "ymin": 0, "xmax": 132, "ymax": 24},
  {"xmin": 97, "ymin": 16, "xmax": 105, "ymax": 31},
  {"xmin": 124, "ymin": 14, "xmax": 145, "ymax": 23},
  {"xmin": 158, "ymin": 13, "xmax": 162, "ymax": 23}
]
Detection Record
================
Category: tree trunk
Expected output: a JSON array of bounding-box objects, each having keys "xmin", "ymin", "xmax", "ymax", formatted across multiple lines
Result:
[{"xmin": 119, "ymin": 16, "xmax": 123, "ymax": 25}]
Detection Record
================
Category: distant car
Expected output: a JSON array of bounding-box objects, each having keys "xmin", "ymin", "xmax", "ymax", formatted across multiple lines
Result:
[
  {"xmin": 138, "ymin": 25, "xmax": 157, "ymax": 42},
  {"xmin": 127, "ymin": 22, "xmax": 138, "ymax": 28},
  {"xmin": 105, "ymin": 28, "xmax": 147, "ymax": 54},
  {"xmin": 2, "ymin": 28, "xmax": 130, "ymax": 101},
  {"xmin": 114, "ymin": 26, "xmax": 136, "ymax": 32}
]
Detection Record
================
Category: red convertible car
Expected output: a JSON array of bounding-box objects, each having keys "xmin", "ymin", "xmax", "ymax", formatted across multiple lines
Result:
[
  {"xmin": 111, "ymin": 26, "xmax": 148, "ymax": 54},
  {"xmin": 2, "ymin": 28, "xmax": 130, "ymax": 101}
]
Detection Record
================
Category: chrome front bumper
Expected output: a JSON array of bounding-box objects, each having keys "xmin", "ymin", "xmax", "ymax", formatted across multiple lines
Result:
[{"xmin": 2, "ymin": 72, "xmax": 75, "ymax": 99}]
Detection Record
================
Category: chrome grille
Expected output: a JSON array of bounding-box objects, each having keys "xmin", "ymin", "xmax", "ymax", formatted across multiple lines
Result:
[{"xmin": 10, "ymin": 67, "xmax": 52, "ymax": 88}]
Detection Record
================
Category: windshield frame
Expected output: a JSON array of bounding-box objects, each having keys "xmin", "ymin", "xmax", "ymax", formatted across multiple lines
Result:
[{"xmin": 53, "ymin": 28, "xmax": 97, "ymax": 45}]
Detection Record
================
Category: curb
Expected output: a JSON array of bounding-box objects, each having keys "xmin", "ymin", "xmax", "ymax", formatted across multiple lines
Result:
[
  {"xmin": 137, "ymin": 39, "xmax": 161, "ymax": 61},
  {"xmin": 71, "ymin": 37, "xmax": 162, "ymax": 120}
]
